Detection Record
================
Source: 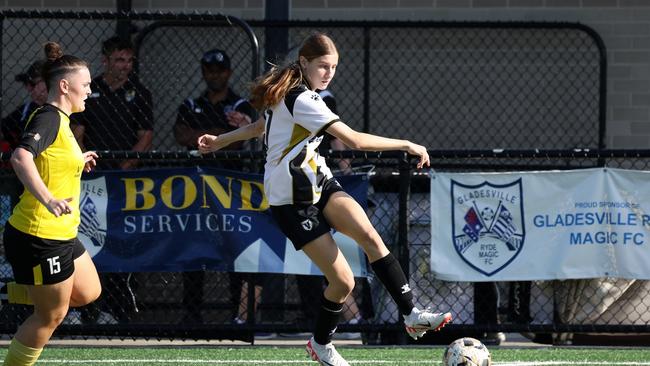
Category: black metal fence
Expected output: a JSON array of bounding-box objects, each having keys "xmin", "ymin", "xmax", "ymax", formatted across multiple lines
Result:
[
  {"xmin": 4, "ymin": 150, "xmax": 650, "ymax": 346},
  {"xmin": 248, "ymin": 20, "xmax": 606, "ymax": 151},
  {"xmin": 0, "ymin": 11, "xmax": 630, "ymax": 346},
  {"xmin": 1, "ymin": 12, "xmax": 605, "ymax": 151}
]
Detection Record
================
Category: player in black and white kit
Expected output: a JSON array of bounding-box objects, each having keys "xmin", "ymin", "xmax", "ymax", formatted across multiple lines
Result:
[{"xmin": 198, "ymin": 33, "xmax": 451, "ymax": 366}]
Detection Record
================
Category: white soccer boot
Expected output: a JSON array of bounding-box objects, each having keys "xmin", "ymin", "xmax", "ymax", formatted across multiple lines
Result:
[
  {"xmin": 403, "ymin": 307, "xmax": 452, "ymax": 340},
  {"xmin": 306, "ymin": 337, "xmax": 350, "ymax": 366}
]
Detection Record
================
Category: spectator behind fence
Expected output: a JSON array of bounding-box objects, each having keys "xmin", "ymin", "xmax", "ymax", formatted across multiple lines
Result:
[
  {"xmin": 198, "ymin": 33, "xmax": 452, "ymax": 365},
  {"xmin": 1, "ymin": 60, "xmax": 48, "ymax": 150},
  {"xmin": 2, "ymin": 41, "xmax": 100, "ymax": 366},
  {"xmin": 71, "ymin": 35, "xmax": 153, "ymax": 169},
  {"xmin": 174, "ymin": 48, "xmax": 263, "ymax": 327},
  {"xmin": 72, "ymin": 35, "xmax": 151, "ymax": 325}
]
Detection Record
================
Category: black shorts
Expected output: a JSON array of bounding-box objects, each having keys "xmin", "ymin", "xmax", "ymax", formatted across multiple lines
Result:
[
  {"xmin": 3, "ymin": 222, "xmax": 86, "ymax": 285},
  {"xmin": 271, "ymin": 178, "xmax": 345, "ymax": 250}
]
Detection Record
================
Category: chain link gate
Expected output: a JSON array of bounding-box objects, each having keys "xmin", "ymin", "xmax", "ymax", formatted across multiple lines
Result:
[{"xmin": 1, "ymin": 12, "xmax": 632, "ymax": 346}]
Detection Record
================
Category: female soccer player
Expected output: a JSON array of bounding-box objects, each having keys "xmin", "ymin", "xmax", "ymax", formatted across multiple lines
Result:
[
  {"xmin": 198, "ymin": 33, "xmax": 451, "ymax": 366},
  {"xmin": 3, "ymin": 42, "xmax": 100, "ymax": 366}
]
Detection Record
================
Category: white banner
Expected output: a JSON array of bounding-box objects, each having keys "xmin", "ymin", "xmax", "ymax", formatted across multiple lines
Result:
[{"xmin": 430, "ymin": 168, "xmax": 650, "ymax": 281}]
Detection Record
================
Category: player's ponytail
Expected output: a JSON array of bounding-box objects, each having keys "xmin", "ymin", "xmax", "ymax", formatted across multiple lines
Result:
[
  {"xmin": 41, "ymin": 41, "xmax": 88, "ymax": 91},
  {"xmin": 250, "ymin": 32, "xmax": 338, "ymax": 111},
  {"xmin": 250, "ymin": 62, "xmax": 302, "ymax": 110}
]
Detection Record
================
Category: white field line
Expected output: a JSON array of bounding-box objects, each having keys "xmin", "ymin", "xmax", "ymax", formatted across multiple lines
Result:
[
  {"xmin": 499, "ymin": 363, "xmax": 650, "ymax": 366},
  {"xmin": 34, "ymin": 360, "xmax": 650, "ymax": 365}
]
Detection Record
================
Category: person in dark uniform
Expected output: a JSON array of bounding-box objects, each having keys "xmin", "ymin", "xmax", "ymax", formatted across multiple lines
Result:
[
  {"xmin": 174, "ymin": 48, "xmax": 256, "ymax": 159},
  {"xmin": 71, "ymin": 36, "xmax": 151, "ymax": 324},
  {"xmin": 1, "ymin": 60, "xmax": 48, "ymax": 150},
  {"xmin": 72, "ymin": 35, "xmax": 153, "ymax": 170},
  {"xmin": 2, "ymin": 41, "xmax": 99, "ymax": 366},
  {"xmin": 174, "ymin": 49, "xmax": 260, "ymax": 324}
]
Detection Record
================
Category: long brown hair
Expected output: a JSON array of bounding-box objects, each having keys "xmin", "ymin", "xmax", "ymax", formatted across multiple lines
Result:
[
  {"xmin": 41, "ymin": 42, "xmax": 88, "ymax": 91},
  {"xmin": 250, "ymin": 32, "xmax": 338, "ymax": 110}
]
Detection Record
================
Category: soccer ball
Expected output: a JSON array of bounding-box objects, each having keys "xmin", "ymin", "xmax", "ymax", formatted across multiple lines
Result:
[{"xmin": 442, "ymin": 337, "xmax": 492, "ymax": 366}]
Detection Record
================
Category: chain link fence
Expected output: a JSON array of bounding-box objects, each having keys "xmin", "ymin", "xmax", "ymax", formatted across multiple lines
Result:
[
  {"xmin": 249, "ymin": 21, "xmax": 606, "ymax": 151},
  {"xmin": 1, "ymin": 11, "xmax": 631, "ymax": 345}
]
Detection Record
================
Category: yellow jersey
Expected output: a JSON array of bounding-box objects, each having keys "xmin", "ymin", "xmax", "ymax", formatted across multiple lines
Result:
[{"xmin": 8, "ymin": 104, "xmax": 85, "ymax": 240}]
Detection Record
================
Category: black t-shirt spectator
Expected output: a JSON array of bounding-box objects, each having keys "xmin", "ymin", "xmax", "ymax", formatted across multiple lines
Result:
[
  {"xmin": 175, "ymin": 88, "xmax": 257, "ymax": 145},
  {"xmin": 175, "ymin": 89, "xmax": 257, "ymax": 171},
  {"xmin": 73, "ymin": 75, "xmax": 153, "ymax": 151}
]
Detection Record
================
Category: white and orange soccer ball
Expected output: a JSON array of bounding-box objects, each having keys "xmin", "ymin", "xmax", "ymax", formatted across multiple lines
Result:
[{"xmin": 442, "ymin": 337, "xmax": 492, "ymax": 366}]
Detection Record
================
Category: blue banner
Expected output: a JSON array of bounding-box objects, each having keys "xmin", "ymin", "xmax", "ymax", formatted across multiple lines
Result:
[{"xmin": 78, "ymin": 167, "xmax": 368, "ymax": 276}]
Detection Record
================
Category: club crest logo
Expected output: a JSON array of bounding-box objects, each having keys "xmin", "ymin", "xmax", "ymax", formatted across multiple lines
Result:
[
  {"xmin": 77, "ymin": 177, "xmax": 108, "ymax": 258},
  {"xmin": 451, "ymin": 178, "xmax": 525, "ymax": 276},
  {"xmin": 125, "ymin": 89, "xmax": 136, "ymax": 102},
  {"xmin": 301, "ymin": 218, "xmax": 314, "ymax": 231}
]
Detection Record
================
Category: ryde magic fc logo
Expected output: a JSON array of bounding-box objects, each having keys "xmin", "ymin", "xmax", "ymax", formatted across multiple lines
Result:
[{"xmin": 451, "ymin": 178, "xmax": 525, "ymax": 276}]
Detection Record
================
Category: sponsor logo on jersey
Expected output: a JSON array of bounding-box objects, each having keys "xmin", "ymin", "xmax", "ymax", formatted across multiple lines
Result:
[
  {"xmin": 26, "ymin": 132, "xmax": 41, "ymax": 141},
  {"xmin": 125, "ymin": 89, "xmax": 136, "ymax": 102}
]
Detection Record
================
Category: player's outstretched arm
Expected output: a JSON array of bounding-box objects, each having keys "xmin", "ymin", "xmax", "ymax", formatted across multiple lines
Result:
[
  {"xmin": 326, "ymin": 121, "xmax": 430, "ymax": 169},
  {"xmin": 198, "ymin": 117, "xmax": 265, "ymax": 154}
]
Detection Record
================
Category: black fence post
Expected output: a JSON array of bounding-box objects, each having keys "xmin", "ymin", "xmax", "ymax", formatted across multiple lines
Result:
[{"xmin": 116, "ymin": 0, "xmax": 132, "ymax": 39}]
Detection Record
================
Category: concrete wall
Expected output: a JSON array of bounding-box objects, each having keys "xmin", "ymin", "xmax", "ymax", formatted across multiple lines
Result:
[{"xmin": 2, "ymin": 0, "xmax": 649, "ymax": 148}]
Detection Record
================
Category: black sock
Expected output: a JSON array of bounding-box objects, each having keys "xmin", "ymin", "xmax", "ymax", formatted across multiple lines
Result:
[
  {"xmin": 313, "ymin": 295, "xmax": 344, "ymax": 345},
  {"xmin": 371, "ymin": 253, "xmax": 414, "ymax": 316}
]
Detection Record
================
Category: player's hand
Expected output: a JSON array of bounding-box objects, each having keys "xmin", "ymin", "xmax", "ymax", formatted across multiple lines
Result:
[
  {"xmin": 406, "ymin": 142, "xmax": 430, "ymax": 169},
  {"xmin": 83, "ymin": 151, "xmax": 98, "ymax": 172},
  {"xmin": 226, "ymin": 111, "xmax": 252, "ymax": 128},
  {"xmin": 46, "ymin": 197, "xmax": 74, "ymax": 217},
  {"xmin": 197, "ymin": 134, "xmax": 224, "ymax": 153}
]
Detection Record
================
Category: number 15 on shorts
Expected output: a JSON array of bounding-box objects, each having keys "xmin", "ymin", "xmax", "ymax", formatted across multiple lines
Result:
[{"xmin": 47, "ymin": 256, "xmax": 61, "ymax": 275}]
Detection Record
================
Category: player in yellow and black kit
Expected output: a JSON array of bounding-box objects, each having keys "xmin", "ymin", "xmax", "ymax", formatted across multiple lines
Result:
[{"xmin": 2, "ymin": 42, "xmax": 99, "ymax": 366}]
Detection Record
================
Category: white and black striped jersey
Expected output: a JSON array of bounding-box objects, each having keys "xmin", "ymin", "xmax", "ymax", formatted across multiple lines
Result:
[{"xmin": 263, "ymin": 85, "xmax": 341, "ymax": 206}]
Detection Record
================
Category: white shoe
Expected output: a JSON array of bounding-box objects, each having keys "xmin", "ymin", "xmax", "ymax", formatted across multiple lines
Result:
[
  {"xmin": 306, "ymin": 337, "xmax": 350, "ymax": 366},
  {"xmin": 403, "ymin": 307, "xmax": 452, "ymax": 340},
  {"xmin": 95, "ymin": 311, "xmax": 118, "ymax": 325}
]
